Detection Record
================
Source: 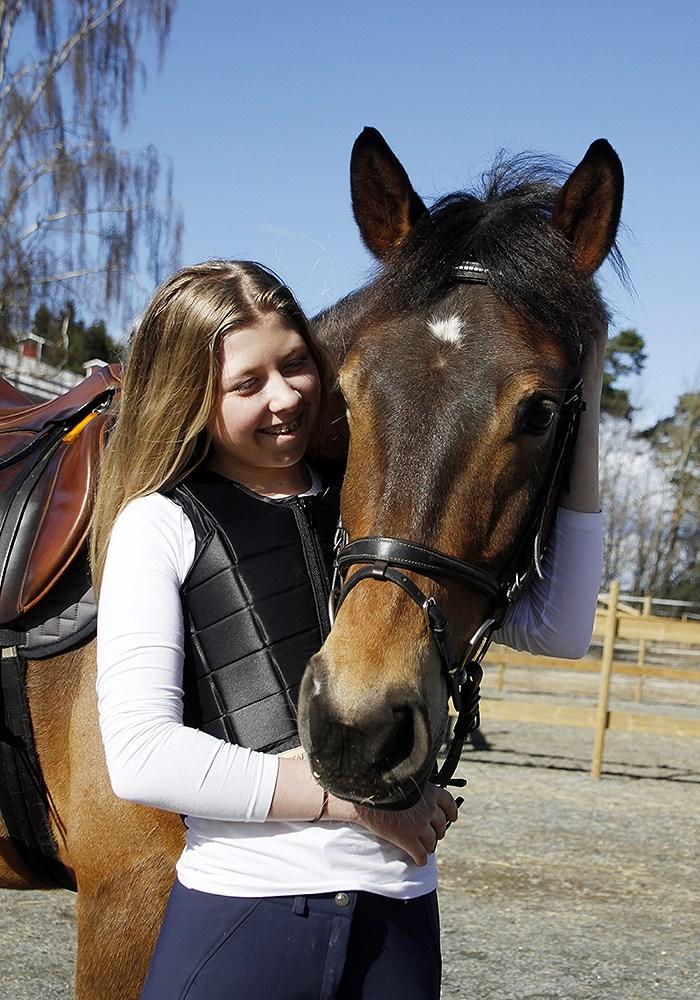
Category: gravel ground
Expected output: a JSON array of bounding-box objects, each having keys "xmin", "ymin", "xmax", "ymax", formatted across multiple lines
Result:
[
  {"xmin": 1, "ymin": 707, "xmax": 699, "ymax": 1000},
  {"xmin": 440, "ymin": 720, "xmax": 699, "ymax": 1000}
]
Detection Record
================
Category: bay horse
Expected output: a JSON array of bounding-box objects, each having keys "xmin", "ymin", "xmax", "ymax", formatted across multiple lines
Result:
[
  {"xmin": 0, "ymin": 128, "xmax": 622, "ymax": 998},
  {"xmin": 297, "ymin": 129, "xmax": 623, "ymax": 807}
]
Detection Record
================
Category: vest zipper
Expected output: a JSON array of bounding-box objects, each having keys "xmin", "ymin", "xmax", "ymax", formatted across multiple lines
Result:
[{"xmin": 291, "ymin": 497, "xmax": 332, "ymax": 639}]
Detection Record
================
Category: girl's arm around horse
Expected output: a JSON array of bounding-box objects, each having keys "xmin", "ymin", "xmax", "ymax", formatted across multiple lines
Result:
[
  {"xmin": 558, "ymin": 320, "xmax": 607, "ymax": 515},
  {"xmin": 495, "ymin": 323, "xmax": 607, "ymax": 659}
]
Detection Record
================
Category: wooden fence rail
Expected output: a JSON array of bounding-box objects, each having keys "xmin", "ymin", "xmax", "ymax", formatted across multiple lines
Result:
[
  {"xmin": 489, "ymin": 655, "xmax": 700, "ymax": 691},
  {"xmin": 476, "ymin": 580, "xmax": 700, "ymax": 779}
]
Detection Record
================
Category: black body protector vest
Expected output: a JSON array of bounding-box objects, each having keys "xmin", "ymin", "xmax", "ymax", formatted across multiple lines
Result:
[{"xmin": 165, "ymin": 468, "xmax": 340, "ymax": 755}]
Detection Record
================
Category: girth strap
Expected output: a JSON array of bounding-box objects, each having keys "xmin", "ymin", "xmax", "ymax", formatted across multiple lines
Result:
[{"xmin": 0, "ymin": 647, "xmax": 76, "ymax": 890}]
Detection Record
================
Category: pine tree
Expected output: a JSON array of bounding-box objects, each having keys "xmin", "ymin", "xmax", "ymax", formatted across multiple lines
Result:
[
  {"xmin": 601, "ymin": 328, "xmax": 647, "ymax": 419},
  {"xmin": 30, "ymin": 300, "xmax": 120, "ymax": 372}
]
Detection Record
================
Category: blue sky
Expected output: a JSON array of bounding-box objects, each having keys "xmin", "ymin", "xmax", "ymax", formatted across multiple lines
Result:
[{"xmin": 121, "ymin": 0, "xmax": 699, "ymax": 426}]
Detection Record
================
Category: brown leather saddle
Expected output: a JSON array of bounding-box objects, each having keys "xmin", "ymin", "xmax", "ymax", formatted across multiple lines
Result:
[{"xmin": 0, "ymin": 365, "xmax": 121, "ymax": 625}]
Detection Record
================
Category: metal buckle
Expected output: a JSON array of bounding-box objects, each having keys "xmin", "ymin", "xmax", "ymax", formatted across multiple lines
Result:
[
  {"xmin": 422, "ymin": 596, "xmax": 447, "ymax": 634},
  {"xmin": 459, "ymin": 616, "xmax": 498, "ymax": 672},
  {"xmin": 333, "ymin": 524, "xmax": 349, "ymax": 553},
  {"xmin": 506, "ymin": 569, "xmax": 528, "ymax": 602},
  {"xmin": 328, "ymin": 522, "xmax": 350, "ymax": 626}
]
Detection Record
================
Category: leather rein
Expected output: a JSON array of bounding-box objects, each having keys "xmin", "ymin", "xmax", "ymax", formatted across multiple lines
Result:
[{"xmin": 327, "ymin": 261, "xmax": 585, "ymax": 789}]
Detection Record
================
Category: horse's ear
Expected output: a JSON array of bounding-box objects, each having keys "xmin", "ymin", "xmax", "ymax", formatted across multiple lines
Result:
[
  {"xmin": 350, "ymin": 127, "xmax": 428, "ymax": 259},
  {"xmin": 552, "ymin": 139, "xmax": 623, "ymax": 274}
]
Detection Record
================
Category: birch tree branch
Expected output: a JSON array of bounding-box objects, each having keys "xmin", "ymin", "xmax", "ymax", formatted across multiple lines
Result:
[
  {"xmin": 0, "ymin": 0, "xmax": 127, "ymax": 169},
  {"xmin": 0, "ymin": 0, "xmax": 24, "ymax": 89}
]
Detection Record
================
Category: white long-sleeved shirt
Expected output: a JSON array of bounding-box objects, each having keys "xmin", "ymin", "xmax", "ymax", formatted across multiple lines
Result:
[{"xmin": 96, "ymin": 491, "xmax": 602, "ymax": 898}]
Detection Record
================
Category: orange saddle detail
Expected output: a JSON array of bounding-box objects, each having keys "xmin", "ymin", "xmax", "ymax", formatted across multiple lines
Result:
[{"xmin": 0, "ymin": 364, "xmax": 121, "ymax": 624}]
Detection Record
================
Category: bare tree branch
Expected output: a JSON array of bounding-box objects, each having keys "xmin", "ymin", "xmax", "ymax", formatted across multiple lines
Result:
[
  {"xmin": 33, "ymin": 265, "xmax": 119, "ymax": 283},
  {"xmin": 0, "ymin": 1, "xmax": 24, "ymax": 89},
  {"xmin": 18, "ymin": 202, "xmax": 152, "ymax": 240},
  {"xmin": 0, "ymin": 1, "xmax": 180, "ymax": 328},
  {"xmin": 0, "ymin": 56, "xmax": 49, "ymax": 103},
  {"xmin": 0, "ymin": 1, "xmax": 127, "ymax": 169}
]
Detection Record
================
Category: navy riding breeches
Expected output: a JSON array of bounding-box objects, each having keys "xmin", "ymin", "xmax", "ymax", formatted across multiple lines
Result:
[{"xmin": 140, "ymin": 880, "xmax": 441, "ymax": 1000}]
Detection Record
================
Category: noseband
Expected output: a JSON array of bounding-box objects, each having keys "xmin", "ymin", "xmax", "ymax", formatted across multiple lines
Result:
[{"xmin": 328, "ymin": 261, "xmax": 585, "ymax": 787}]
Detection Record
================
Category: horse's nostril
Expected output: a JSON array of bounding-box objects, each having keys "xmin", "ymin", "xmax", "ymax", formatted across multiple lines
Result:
[{"xmin": 378, "ymin": 705, "xmax": 415, "ymax": 772}]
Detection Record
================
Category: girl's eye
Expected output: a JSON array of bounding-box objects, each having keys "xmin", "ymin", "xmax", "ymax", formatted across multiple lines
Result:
[
  {"xmin": 228, "ymin": 356, "xmax": 309, "ymax": 393},
  {"xmin": 284, "ymin": 355, "xmax": 308, "ymax": 372},
  {"xmin": 231, "ymin": 378, "xmax": 258, "ymax": 394}
]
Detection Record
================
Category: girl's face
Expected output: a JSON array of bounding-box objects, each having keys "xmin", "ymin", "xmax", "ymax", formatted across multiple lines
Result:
[{"xmin": 207, "ymin": 312, "xmax": 321, "ymax": 493}]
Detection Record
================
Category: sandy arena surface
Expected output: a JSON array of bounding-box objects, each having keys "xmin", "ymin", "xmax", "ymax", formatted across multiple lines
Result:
[{"xmin": 1, "ymin": 685, "xmax": 699, "ymax": 999}]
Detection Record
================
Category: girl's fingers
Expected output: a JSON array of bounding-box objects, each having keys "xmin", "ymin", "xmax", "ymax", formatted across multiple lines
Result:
[
  {"xmin": 444, "ymin": 796, "xmax": 464, "ymax": 833},
  {"xmin": 418, "ymin": 827, "xmax": 437, "ymax": 858},
  {"xmin": 433, "ymin": 786, "xmax": 459, "ymax": 823},
  {"xmin": 354, "ymin": 782, "xmax": 463, "ymax": 865},
  {"xmin": 431, "ymin": 812, "xmax": 448, "ymax": 842}
]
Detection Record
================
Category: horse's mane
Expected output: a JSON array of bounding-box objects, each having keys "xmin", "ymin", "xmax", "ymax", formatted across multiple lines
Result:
[{"xmin": 372, "ymin": 153, "xmax": 626, "ymax": 350}]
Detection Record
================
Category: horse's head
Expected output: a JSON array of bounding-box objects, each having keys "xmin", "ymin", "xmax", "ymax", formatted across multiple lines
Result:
[{"xmin": 299, "ymin": 128, "xmax": 623, "ymax": 807}]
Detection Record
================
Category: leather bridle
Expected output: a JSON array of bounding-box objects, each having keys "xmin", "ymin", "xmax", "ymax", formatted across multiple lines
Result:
[{"xmin": 327, "ymin": 261, "xmax": 585, "ymax": 788}]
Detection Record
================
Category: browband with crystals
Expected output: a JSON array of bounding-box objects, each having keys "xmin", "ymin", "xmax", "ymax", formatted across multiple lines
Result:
[{"xmin": 452, "ymin": 261, "xmax": 490, "ymax": 283}]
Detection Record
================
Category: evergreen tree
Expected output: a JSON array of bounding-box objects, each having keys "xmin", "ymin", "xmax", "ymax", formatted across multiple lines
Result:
[
  {"xmin": 30, "ymin": 301, "xmax": 120, "ymax": 372},
  {"xmin": 601, "ymin": 328, "xmax": 647, "ymax": 419}
]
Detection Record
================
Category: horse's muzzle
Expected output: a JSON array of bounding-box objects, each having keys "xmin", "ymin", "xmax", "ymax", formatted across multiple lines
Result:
[{"xmin": 298, "ymin": 653, "xmax": 445, "ymax": 809}]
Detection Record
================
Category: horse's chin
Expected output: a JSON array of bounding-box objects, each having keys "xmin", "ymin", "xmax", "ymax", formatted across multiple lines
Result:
[{"xmin": 309, "ymin": 766, "xmax": 432, "ymax": 811}]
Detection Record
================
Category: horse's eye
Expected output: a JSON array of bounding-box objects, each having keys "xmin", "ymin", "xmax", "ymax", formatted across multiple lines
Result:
[{"xmin": 521, "ymin": 398, "xmax": 557, "ymax": 436}]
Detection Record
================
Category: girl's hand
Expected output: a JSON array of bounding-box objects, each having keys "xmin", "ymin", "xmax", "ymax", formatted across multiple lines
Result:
[
  {"xmin": 345, "ymin": 784, "xmax": 459, "ymax": 867},
  {"xmin": 270, "ymin": 757, "xmax": 458, "ymax": 858}
]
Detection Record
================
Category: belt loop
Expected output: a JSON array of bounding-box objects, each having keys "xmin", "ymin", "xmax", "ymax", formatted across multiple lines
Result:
[{"xmin": 292, "ymin": 895, "xmax": 307, "ymax": 916}]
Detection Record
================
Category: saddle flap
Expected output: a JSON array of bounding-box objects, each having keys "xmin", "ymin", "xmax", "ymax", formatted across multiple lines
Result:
[
  {"xmin": 25, "ymin": 415, "xmax": 109, "ymax": 613},
  {"xmin": 0, "ymin": 366, "xmax": 119, "ymax": 624}
]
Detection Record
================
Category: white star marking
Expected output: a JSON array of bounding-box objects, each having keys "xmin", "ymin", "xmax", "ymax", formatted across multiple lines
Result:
[{"xmin": 428, "ymin": 315, "xmax": 463, "ymax": 344}]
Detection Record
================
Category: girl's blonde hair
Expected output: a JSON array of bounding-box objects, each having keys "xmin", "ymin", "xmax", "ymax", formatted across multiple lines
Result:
[{"xmin": 90, "ymin": 260, "xmax": 331, "ymax": 594}]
